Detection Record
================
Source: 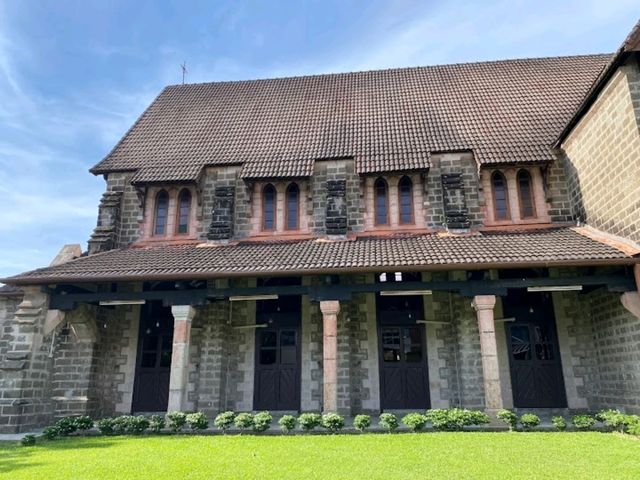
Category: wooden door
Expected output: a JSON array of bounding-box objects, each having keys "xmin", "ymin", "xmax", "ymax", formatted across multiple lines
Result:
[
  {"xmin": 379, "ymin": 325, "xmax": 430, "ymax": 410},
  {"xmin": 503, "ymin": 290, "xmax": 567, "ymax": 408},
  {"xmin": 254, "ymin": 316, "xmax": 301, "ymax": 411},
  {"xmin": 132, "ymin": 302, "xmax": 173, "ymax": 412}
]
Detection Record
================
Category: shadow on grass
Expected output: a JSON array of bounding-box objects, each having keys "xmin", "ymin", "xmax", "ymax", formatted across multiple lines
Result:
[{"xmin": 0, "ymin": 437, "xmax": 117, "ymax": 475}]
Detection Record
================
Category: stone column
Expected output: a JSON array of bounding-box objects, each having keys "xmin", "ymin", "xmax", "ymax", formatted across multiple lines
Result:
[
  {"xmin": 320, "ymin": 300, "xmax": 340, "ymax": 413},
  {"xmin": 472, "ymin": 295, "xmax": 504, "ymax": 411},
  {"xmin": 167, "ymin": 305, "xmax": 196, "ymax": 412}
]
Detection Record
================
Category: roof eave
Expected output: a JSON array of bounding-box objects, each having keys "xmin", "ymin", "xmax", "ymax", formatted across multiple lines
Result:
[{"xmin": 3, "ymin": 257, "xmax": 637, "ymax": 286}]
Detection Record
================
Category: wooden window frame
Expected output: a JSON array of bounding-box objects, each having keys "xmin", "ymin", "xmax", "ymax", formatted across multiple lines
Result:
[
  {"xmin": 284, "ymin": 182, "xmax": 300, "ymax": 231},
  {"xmin": 175, "ymin": 188, "xmax": 192, "ymax": 235},
  {"xmin": 262, "ymin": 183, "xmax": 277, "ymax": 231},
  {"xmin": 516, "ymin": 169, "xmax": 537, "ymax": 219},
  {"xmin": 491, "ymin": 171, "xmax": 510, "ymax": 221},
  {"xmin": 374, "ymin": 177, "xmax": 390, "ymax": 226},
  {"xmin": 153, "ymin": 190, "xmax": 169, "ymax": 236},
  {"xmin": 398, "ymin": 175, "xmax": 415, "ymax": 225}
]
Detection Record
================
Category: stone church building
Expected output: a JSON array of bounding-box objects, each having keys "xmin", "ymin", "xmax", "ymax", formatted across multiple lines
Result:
[{"xmin": 1, "ymin": 23, "xmax": 639, "ymax": 433}]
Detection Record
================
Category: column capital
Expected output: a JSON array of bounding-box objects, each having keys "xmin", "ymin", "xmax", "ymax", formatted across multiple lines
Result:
[
  {"xmin": 319, "ymin": 300, "xmax": 340, "ymax": 316},
  {"xmin": 621, "ymin": 292, "xmax": 640, "ymax": 320},
  {"xmin": 171, "ymin": 305, "xmax": 197, "ymax": 323},
  {"xmin": 472, "ymin": 295, "xmax": 496, "ymax": 312}
]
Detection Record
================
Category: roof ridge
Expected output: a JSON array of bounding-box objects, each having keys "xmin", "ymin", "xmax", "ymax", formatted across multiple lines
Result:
[{"xmin": 162, "ymin": 53, "xmax": 613, "ymax": 89}]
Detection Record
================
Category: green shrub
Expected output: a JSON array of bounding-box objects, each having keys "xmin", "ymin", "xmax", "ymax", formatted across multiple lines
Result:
[
  {"xmin": 149, "ymin": 415, "xmax": 165, "ymax": 433},
  {"xmin": 298, "ymin": 413, "xmax": 322, "ymax": 431},
  {"xmin": 234, "ymin": 413, "xmax": 254, "ymax": 432},
  {"xmin": 572, "ymin": 414, "xmax": 596, "ymax": 431},
  {"xmin": 112, "ymin": 415, "xmax": 133, "ymax": 435},
  {"xmin": 321, "ymin": 413, "xmax": 345, "ymax": 432},
  {"xmin": 424, "ymin": 408, "xmax": 490, "ymax": 431},
  {"xmin": 214, "ymin": 411, "xmax": 236, "ymax": 433},
  {"xmin": 519, "ymin": 414, "xmax": 540, "ymax": 431},
  {"xmin": 21, "ymin": 434, "xmax": 36, "ymax": 446},
  {"xmin": 497, "ymin": 409, "xmax": 518, "ymax": 431},
  {"xmin": 96, "ymin": 418, "xmax": 116, "ymax": 436},
  {"xmin": 166, "ymin": 411, "xmax": 188, "ymax": 433},
  {"xmin": 627, "ymin": 418, "xmax": 640, "ymax": 436},
  {"xmin": 353, "ymin": 414, "xmax": 371, "ymax": 432},
  {"xmin": 73, "ymin": 416, "xmax": 94, "ymax": 431},
  {"xmin": 596, "ymin": 409, "xmax": 628, "ymax": 433},
  {"xmin": 55, "ymin": 417, "xmax": 78, "ymax": 436},
  {"xmin": 402, "ymin": 413, "xmax": 427, "ymax": 432},
  {"xmin": 551, "ymin": 416, "xmax": 567, "ymax": 431},
  {"xmin": 278, "ymin": 415, "xmax": 297, "ymax": 433},
  {"xmin": 378, "ymin": 413, "xmax": 398, "ymax": 432},
  {"xmin": 186, "ymin": 412, "xmax": 209, "ymax": 431},
  {"xmin": 128, "ymin": 416, "xmax": 150, "ymax": 434},
  {"xmin": 253, "ymin": 412, "xmax": 273, "ymax": 432},
  {"xmin": 42, "ymin": 425, "xmax": 60, "ymax": 440}
]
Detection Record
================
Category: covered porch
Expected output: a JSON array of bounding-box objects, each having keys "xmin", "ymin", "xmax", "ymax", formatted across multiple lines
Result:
[{"xmin": 1, "ymin": 228, "xmax": 639, "ymax": 433}]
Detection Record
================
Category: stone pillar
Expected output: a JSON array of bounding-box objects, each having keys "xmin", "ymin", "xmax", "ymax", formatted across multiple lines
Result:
[
  {"xmin": 0, "ymin": 286, "xmax": 52, "ymax": 433},
  {"xmin": 167, "ymin": 305, "xmax": 196, "ymax": 412},
  {"xmin": 320, "ymin": 300, "xmax": 340, "ymax": 412},
  {"xmin": 472, "ymin": 295, "xmax": 504, "ymax": 411}
]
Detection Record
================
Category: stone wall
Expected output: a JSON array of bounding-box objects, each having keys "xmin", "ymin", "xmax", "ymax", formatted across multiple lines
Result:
[
  {"xmin": 425, "ymin": 152, "xmax": 483, "ymax": 229},
  {"xmin": 589, "ymin": 292, "xmax": 640, "ymax": 413},
  {"xmin": 309, "ymin": 158, "xmax": 364, "ymax": 235},
  {"xmin": 0, "ymin": 289, "xmax": 55, "ymax": 433},
  {"xmin": 105, "ymin": 172, "xmax": 142, "ymax": 248},
  {"xmin": 560, "ymin": 60, "xmax": 640, "ymax": 242}
]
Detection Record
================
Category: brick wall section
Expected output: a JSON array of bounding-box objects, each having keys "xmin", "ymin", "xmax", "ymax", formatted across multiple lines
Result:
[
  {"xmin": 198, "ymin": 166, "xmax": 244, "ymax": 239},
  {"xmin": 0, "ymin": 294, "xmax": 21, "ymax": 361},
  {"xmin": 310, "ymin": 159, "xmax": 364, "ymax": 235},
  {"xmin": 543, "ymin": 161, "xmax": 574, "ymax": 223},
  {"xmin": 560, "ymin": 60, "xmax": 640, "ymax": 242},
  {"xmin": 0, "ymin": 289, "xmax": 55, "ymax": 433},
  {"xmin": 104, "ymin": 172, "xmax": 142, "ymax": 247},
  {"xmin": 301, "ymin": 285, "xmax": 323, "ymax": 411},
  {"xmin": 193, "ymin": 300, "xmax": 229, "ymax": 415},
  {"xmin": 589, "ymin": 292, "xmax": 640, "ymax": 413},
  {"xmin": 425, "ymin": 153, "xmax": 483, "ymax": 229},
  {"xmin": 91, "ymin": 306, "xmax": 126, "ymax": 417}
]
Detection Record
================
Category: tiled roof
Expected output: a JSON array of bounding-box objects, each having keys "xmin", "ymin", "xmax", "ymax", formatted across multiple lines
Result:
[
  {"xmin": 556, "ymin": 20, "xmax": 640, "ymax": 146},
  {"xmin": 0, "ymin": 284, "xmax": 23, "ymax": 296},
  {"xmin": 91, "ymin": 55, "xmax": 611, "ymax": 181},
  {"xmin": 4, "ymin": 228, "xmax": 636, "ymax": 285}
]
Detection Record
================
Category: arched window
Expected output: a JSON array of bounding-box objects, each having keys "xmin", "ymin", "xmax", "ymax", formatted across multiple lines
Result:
[
  {"xmin": 153, "ymin": 190, "xmax": 169, "ymax": 235},
  {"xmin": 262, "ymin": 184, "xmax": 276, "ymax": 231},
  {"xmin": 285, "ymin": 183, "xmax": 299, "ymax": 230},
  {"xmin": 491, "ymin": 171, "xmax": 509, "ymax": 220},
  {"xmin": 517, "ymin": 170, "xmax": 536, "ymax": 218},
  {"xmin": 374, "ymin": 178, "xmax": 389, "ymax": 226},
  {"xmin": 176, "ymin": 189, "xmax": 192, "ymax": 234},
  {"xmin": 398, "ymin": 176, "xmax": 414, "ymax": 224}
]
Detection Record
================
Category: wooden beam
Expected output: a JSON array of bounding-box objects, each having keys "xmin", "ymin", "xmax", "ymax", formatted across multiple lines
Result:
[{"xmin": 47, "ymin": 273, "xmax": 637, "ymax": 310}]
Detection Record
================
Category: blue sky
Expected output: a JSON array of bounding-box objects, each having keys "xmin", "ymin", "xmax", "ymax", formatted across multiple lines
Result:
[{"xmin": 0, "ymin": 0, "xmax": 637, "ymax": 279}]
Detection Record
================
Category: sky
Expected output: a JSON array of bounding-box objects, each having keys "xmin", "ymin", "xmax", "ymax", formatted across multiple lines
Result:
[{"xmin": 0, "ymin": 0, "xmax": 637, "ymax": 280}]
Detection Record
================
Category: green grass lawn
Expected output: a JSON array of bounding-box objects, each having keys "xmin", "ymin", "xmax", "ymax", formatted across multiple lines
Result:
[{"xmin": 2, "ymin": 432, "xmax": 639, "ymax": 479}]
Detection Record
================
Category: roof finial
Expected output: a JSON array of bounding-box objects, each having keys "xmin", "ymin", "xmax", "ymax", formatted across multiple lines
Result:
[{"xmin": 181, "ymin": 61, "xmax": 188, "ymax": 85}]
